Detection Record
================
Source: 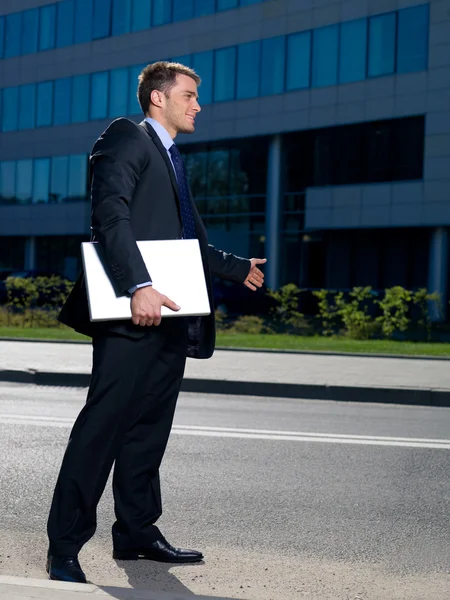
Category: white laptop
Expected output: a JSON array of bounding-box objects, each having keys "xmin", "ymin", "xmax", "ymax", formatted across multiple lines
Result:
[{"xmin": 81, "ymin": 239, "xmax": 211, "ymax": 322}]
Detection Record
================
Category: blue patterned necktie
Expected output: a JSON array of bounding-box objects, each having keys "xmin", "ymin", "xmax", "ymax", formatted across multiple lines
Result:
[{"xmin": 169, "ymin": 143, "xmax": 197, "ymax": 239}]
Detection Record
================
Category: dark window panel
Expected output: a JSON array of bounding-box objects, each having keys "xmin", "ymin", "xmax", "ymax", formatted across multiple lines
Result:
[
  {"xmin": 74, "ymin": 0, "xmax": 93, "ymax": 43},
  {"xmin": 22, "ymin": 9, "xmax": 39, "ymax": 55},
  {"xmin": 54, "ymin": 78, "xmax": 72, "ymax": 126},
  {"xmin": 5, "ymin": 12, "xmax": 21, "ymax": 58},
  {"xmin": 313, "ymin": 128, "xmax": 336, "ymax": 185},
  {"xmin": 2, "ymin": 87, "xmax": 19, "ymax": 132},
  {"xmin": 195, "ymin": 0, "xmax": 215, "ymax": 17},
  {"xmin": 339, "ymin": 18, "xmax": 367, "ymax": 84},
  {"xmin": 391, "ymin": 117, "xmax": 424, "ymax": 180},
  {"xmin": 90, "ymin": 72, "xmax": 109, "ymax": 120},
  {"xmin": 365, "ymin": 121, "xmax": 393, "ymax": 182},
  {"xmin": 72, "ymin": 74, "xmax": 90, "ymax": 123},
  {"xmin": 0, "ymin": 236, "xmax": 26, "ymax": 268},
  {"xmin": 0, "ymin": 161, "xmax": 16, "ymax": 204},
  {"xmin": 19, "ymin": 84, "xmax": 36, "ymax": 130},
  {"xmin": 129, "ymin": 64, "xmax": 146, "ymax": 115},
  {"xmin": 16, "ymin": 160, "xmax": 33, "ymax": 205},
  {"xmin": 173, "ymin": 0, "xmax": 194, "ymax": 22},
  {"xmin": 36, "ymin": 82, "xmax": 53, "ymax": 127},
  {"xmin": 152, "ymin": 0, "xmax": 172, "ymax": 25},
  {"xmin": 33, "ymin": 158, "xmax": 51, "ymax": 204},
  {"xmin": 334, "ymin": 124, "xmax": 364, "ymax": 185},
  {"xmin": 397, "ymin": 4, "xmax": 429, "ymax": 74},
  {"xmin": 261, "ymin": 36, "xmax": 285, "ymax": 96},
  {"xmin": 93, "ymin": 0, "xmax": 112, "ymax": 39},
  {"xmin": 368, "ymin": 12, "xmax": 396, "ymax": 77},
  {"xmin": 50, "ymin": 156, "xmax": 69, "ymax": 203},
  {"xmin": 214, "ymin": 47, "xmax": 236, "ymax": 102},
  {"xmin": 312, "ymin": 25, "xmax": 339, "ymax": 87},
  {"xmin": 286, "ymin": 31, "xmax": 311, "ymax": 91},
  {"xmin": 207, "ymin": 150, "xmax": 230, "ymax": 196},
  {"xmin": 217, "ymin": 0, "xmax": 238, "ymax": 10},
  {"xmin": 131, "ymin": 0, "xmax": 152, "ymax": 32},
  {"xmin": 39, "ymin": 4, "xmax": 56, "ymax": 51},
  {"xmin": 237, "ymin": 41, "xmax": 261, "ymax": 99},
  {"xmin": 193, "ymin": 51, "xmax": 214, "ymax": 105},
  {"xmin": 112, "ymin": 0, "xmax": 132, "ymax": 36},
  {"xmin": 56, "ymin": 0, "xmax": 75, "ymax": 48},
  {"xmin": 109, "ymin": 67, "xmax": 129, "ymax": 117},
  {"xmin": 184, "ymin": 151, "xmax": 208, "ymax": 197},
  {"xmin": 68, "ymin": 155, "xmax": 88, "ymax": 201}
]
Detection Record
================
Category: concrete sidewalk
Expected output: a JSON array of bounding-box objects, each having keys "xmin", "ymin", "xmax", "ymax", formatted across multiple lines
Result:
[
  {"xmin": 0, "ymin": 576, "xmax": 235, "ymax": 599},
  {"xmin": 1, "ymin": 340, "xmax": 450, "ymax": 406}
]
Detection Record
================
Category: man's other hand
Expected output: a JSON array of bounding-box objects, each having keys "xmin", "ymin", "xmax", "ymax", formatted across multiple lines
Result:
[
  {"xmin": 131, "ymin": 286, "xmax": 180, "ymax": 327},
  {"xmin": 244, "ymin": 258, "xmax": 267, "ymax": 291}
]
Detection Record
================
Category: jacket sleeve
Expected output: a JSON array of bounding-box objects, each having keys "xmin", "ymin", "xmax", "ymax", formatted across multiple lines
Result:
[
  {"xmin": 207, "ymin": 245, "xmax": 251, "ymax": 283},
  {"xmin": 90, "ymin": 119, "xmax": 151, "ymax": 294}
]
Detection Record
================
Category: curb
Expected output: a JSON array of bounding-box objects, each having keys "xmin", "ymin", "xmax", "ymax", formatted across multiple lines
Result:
[{"xmin": 1, "ymin": 369, "xmax": 450, "ymax": 407}]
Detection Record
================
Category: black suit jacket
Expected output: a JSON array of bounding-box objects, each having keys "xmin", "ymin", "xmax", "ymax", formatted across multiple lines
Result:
[{"xmin": 59, "ymin": 118, "xmax": 250, "ymax": 359}]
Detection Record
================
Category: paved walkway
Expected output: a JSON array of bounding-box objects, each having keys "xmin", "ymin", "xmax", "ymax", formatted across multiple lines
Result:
[{"xmin": 0, "ymin": 340, "xmax": 450, "ymax": 390}]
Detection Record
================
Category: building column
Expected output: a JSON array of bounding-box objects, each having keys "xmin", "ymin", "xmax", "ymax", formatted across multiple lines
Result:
[
  {"xmin": 265, "ymin": 135, "xmax": 282, "ymax": 290},
  {"xmin": 428, "ymin": 227, "xmax": 449, "ymax": 322},
  {"xmin": 24, "ymin": 236, "xmax": 36, "ymax": 270}
]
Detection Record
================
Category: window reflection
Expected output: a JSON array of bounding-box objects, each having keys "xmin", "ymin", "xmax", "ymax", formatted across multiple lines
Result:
[
  {"xmin": 237, "ymin": 41, "xmax": 260, "ymax": 99},
  {"xmin": 90, "ymin": 71, "xmax": 109, "ymax": 120},
  {"xmin": 19, "ymin": 85, "xmax": 36, "ymax": 131},
  {"xmin": 16, "ymin": 160, "xmax": 33, "ymax": 205},
  {"xmin": 286, "ymin": 31, "xmax": 311, "ymax": 91},
  {"xmin": 2, "ymin": 87, "xmax": 19, "ymax": 132},
  {"xmin": 68, "ymin": 155, "xmax": 88, "ymax": 201},
  {"xmin": 312, "ymin": 25, "xmax": 339, "ymax": 87},
  {"xmin": 368, "ymin": 13, "xmax": 396, "ymax": 77},
  {"xmin": 153, "ymin": 0, "xmax": 172, "ymax": 26},
  {"xmin": 0, "ymin": 17, "xmax": 4, "ymax": 59},
  {"xmin": 339, "ymin": 19, "xmax": 367, "ymax": 83},
  {"xmin": 131, "ymin": 0, "xmax": 152, "ymax": 32},
  {"xmin": 36, "ymin": 82, "xmax": 53, "ymax": 127},
  {"xmin": 4, "ymin": 12, "xmax": 21, "ymax": 58},
  {"xmin": 214, "ymin": 47, "xmax": 236, "ymax": 102},
  {"xmin": 193, "ymin": 51, "xmax": 214, "ymax": 105},
  {"xmin": 0, "ymin": 162, "xmax": 16, "ymax": 204},
  {"xmin": 72, "ymin": 75, "xmax": 90, "ymax": 123},
  {"xmin": 173, "ymin": 0, "xmax": 194, "ymax": 22},
  {"xmin": 54, "ymin": 78, "xmax": 72, "ymax": 126},
  {"xmin": 51, "ymin": 157, "xmax": 69, "ymax": 203},
  {"xmin": 39, "ymin": 4, "xmax": 56, "ymax": 51},
  {"xmin": 109, "ymin": 68, "xmax": 129, "ymax": 117},
  {"xmin": 56, "ymin": 0, "xmax": 75, "ymax": 48},
  {"xmin": 74, "ymin": 0, "xmax": 93, "ymax": 44},
  {"xmin": 33, "ymin": 158, "xmax": 51, "ymax": 204},
  {"xmin": 22, "ymin": 9, "xmax": 39, "ymax": 55},
  {"xmin": 93, "ymin": 0, "xmax": 112, "ymax": 39},
  {"xmin": 397, "ymin": 4, "xmax": 429, "ymax": 74},
  {"xmin": 261, "ymin": 37, "xmax": 285, "ymax": 96},
  {"xmin": 112, "ymin": 0, "xmax": 132, "ymax": 36}
]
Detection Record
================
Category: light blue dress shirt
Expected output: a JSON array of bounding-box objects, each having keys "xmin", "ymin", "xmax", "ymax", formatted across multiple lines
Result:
[{"xmin": 128, "ymin": 118, "xmax": 176, "ymax": 295}]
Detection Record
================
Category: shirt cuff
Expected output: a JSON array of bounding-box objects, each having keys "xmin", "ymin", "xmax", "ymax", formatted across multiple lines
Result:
[{"xmin": 128, "ymin": 281, "xmax": 152, "ymax": 295}]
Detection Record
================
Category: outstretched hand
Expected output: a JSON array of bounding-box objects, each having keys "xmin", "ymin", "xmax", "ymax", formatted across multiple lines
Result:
[{"xmin": 244, "ymin": 258, "xmax": 267, "ymax": 291}]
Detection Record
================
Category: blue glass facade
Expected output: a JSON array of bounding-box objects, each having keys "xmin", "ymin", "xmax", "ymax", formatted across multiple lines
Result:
[
  {"xmin": 0, "ymin": 4, "xmax": 430, "ymax": 133},
  {"xmin": 0, "ymin": 0, "xmax": 268, "ymax": 59}
]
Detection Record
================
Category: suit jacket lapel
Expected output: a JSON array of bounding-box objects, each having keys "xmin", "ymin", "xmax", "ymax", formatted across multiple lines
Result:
[{"xmin": 139, "ymin": 120, "xmax": 180, "ymax": 202}]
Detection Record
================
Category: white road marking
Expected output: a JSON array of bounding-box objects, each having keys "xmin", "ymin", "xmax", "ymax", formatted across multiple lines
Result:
[{"xmin": 0, "ymin": 414, "xmax": 449, "ymax": 449}]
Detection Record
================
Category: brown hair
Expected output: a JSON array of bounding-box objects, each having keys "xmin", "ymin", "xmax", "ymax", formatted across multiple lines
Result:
[{"xmin": 137, "ymin": 61, "xmax": 201, "ymax": 115}]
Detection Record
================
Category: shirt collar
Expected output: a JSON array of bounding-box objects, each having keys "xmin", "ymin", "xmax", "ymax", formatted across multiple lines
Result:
[{"xmin": 145, "ymin": 117, "xmax": 174, "ymax": 151}]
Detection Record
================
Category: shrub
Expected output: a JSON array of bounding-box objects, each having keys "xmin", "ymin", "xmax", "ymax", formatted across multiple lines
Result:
[
  {"xmin": 267, "ymin": 283, "xmax": 307, "ymax": 333},
  {"xmin": 376, "ymin": 286, "xmax": 412, "ymax": 338},
  {"xmin": 313, "ymin": 289, "xmax": 343, "ymax": 336},
  {"xmin": 335, "ymin": 287, "xmax": 377, "ymax": 340},
  {"xmin": 227, "ymin": 315, "xmax": 272, "ymax": 335}
]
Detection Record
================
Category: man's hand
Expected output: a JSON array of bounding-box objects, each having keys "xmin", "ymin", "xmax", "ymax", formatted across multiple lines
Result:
[
  {"xmin": 131, "ymin": 286, "xmax": 180, "ymax": 327},
  {"xmin": 244, "ymin": 258, "xmax": 267, "ymax": 291}
]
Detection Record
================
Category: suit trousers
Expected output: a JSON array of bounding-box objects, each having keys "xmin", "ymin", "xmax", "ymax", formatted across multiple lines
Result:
[{"xmin": 47, "ymin": 317, "xmax": 188, "ymax": 557}]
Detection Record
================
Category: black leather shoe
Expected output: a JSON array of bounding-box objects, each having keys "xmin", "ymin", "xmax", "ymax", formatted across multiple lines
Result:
[
  {"xmin": 113, "ymin": 535, "xmax": 203, "ymax": 564},
  {"xmin": 46, "ymin": 555, "xmax": 87, "ymax": 583}
]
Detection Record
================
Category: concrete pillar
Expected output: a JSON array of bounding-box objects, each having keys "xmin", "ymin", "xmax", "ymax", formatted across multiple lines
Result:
[
  {"xmin": 428, "ymin": 227, "xmax": 449, "ymax": 322},
  {"xmin": 265, "ymin": 135, "xmax": 282, "ymax": 290},
  {"xmin": 24, "ymin": 236, "xmax": 36, "ymax": 271}
]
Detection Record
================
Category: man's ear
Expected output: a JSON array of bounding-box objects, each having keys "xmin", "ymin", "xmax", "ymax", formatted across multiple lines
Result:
[{"xmin": 150, "ymin": 90, "xmax": 163, "ymax": 108}]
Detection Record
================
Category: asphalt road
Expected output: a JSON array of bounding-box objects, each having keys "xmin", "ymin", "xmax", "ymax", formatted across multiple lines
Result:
[{"xmin": 0, "ymin": 383, "xmax": 449, "ymax": 600}]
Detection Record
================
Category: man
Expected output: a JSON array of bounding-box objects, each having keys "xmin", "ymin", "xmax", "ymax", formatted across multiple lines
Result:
[{"xmin": 46, "ymin": 62, "xmax": 266, "ymax": 584}]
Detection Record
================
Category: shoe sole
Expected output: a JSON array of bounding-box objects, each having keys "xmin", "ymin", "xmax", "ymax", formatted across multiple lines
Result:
[{"xmin": 113, "ymin": 550, "xmax": 203, "ymax": 563}]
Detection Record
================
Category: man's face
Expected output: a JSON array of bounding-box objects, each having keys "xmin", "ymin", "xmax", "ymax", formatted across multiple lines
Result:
[{"xmin": 162, "ymin": 74, "xmax": 201, "ymax": 136}]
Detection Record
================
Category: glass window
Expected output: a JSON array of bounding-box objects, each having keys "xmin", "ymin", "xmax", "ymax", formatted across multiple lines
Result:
[
  {"xmin": 72, "ymin": 74, "xmax": 90, "ymax": 123},
  {"xmin": 39, "ymin": 4, "xmax": 56, "ymax": 51},
  {"xmin": 5, "ymin": 12, "xmax": 21, "ymax": 58},
  {"xmin": 54, "ymin": 78, "xmax": 72, "ymax": 126},
  {"xmin": 0, "ymin": 17, "xmax": 4, "ymax": 59},
  {"xmin": 286, "ymin": 31, "xmax": 311, "ymax": 91},
  {"xmin": 339, "ymin": 18, "xmax": 367, "ymax": 84},
  {"xmin": 112, "ymin": 0, "xmax": 132, "ymax": 35},
  {"xmin": 129, "ymin": 65, "xmax": 145, "ymax": 114},
  {"xmin": 241, "ymin": 0, "xmax": 261, "ymax": 5},
  {"xmin": 16, "ymin": 160, "xmax": 33, "ymax": 205},
  {"xmin": 131, "ymin": 0, "xmax": 152, "ymax": 32},
  {"xmin": 195, "ymin": 0, "xmax": 215, "ymax": 17},
  {"xmin": 91, "ymin": 72, "xmax": 109, "ymax": 120},
  {"xmin": 0, "ymin": 161, "xmax": 16, "ymax": 204},
  {"xmin": 173, "ymin": 0, "xmax": 194, "ymax": 21},
  {"xmin": 50, "ymin": 156, "xmax": 69, "ymax": 203},
  {"xmin": 172, "ymin": 54, "xmax": 192, "ymax": 66},
  {"xmin": 217, "ymin": 0, "xmax": 238, "ymax": 10},
  {"xmin": 193, "ymin": 51, "xmax": 214, "ymax": 105},
  {"xmin": 207, "ymin": 150, "xmax": 230, "ymax": 197},
  {"xmin": 109, "ymin": 67, "xmax": 129, "ymax": 116},
  {"xmin": 2, "ymin": 87, "xmax": 19, "ymax": 132},
  {"xmin": 214, "ymin": 47, "xmax": 236, "ymax": 102},
  {"xmin": 312, "ymin": 25, "xmax": 339, "ymax": 87},
  {"xmin": 22, "ymin": 9, "xmax": 39, "ymax": 55},
  {"xmin": 19, "ymin": 84, "xmax": 36, "ymax": 130},
  {"xmin": 68, "ymin": 155, "xmax": 88, "ymax": 201},
  {"xmin": 237, "ymin": 41, "xmax": 260, "ymax": 99},
  {"xmin": 93, "ymin": 0, "xmax": 112, "ymax": 39},
  {"xmin": 368, "ymin": 13, "xmax": 396, "ymax": 77},
  {"xmin": 397, "ymin": 4, "xmax": 429, "ymax": 74},
  {"xmin": 37, "ymin": 82, "xmax": 53, "ymax": 127},
  {"xmin": 184, "ymin": 151, "xmax": 208, "ymax": 197},
  {"xmin": 261, "ymin": 36, "xmax": 285, "ymax": 96},
  {"xmin": 33, "ymin": 159, "xmax": 51, "ymax": 204},
  {"xmin": 152, "ymin": 0, "xmax": 172, "ymax": 26},
  {"xmin": 74, "ymin": 0, "xmax": 93, "ymax": 44},
  {"xmin": 56, "ymin": 0, "xmax": 75, "ymax": 48}
]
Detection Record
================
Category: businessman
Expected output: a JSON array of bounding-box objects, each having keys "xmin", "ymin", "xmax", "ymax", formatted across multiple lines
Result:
[{"xmin": 46, "ymin": 61, "xmax": 266, "ymax": 583}]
